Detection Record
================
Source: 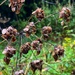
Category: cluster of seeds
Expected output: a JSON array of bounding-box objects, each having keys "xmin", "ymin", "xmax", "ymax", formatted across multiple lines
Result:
[
  {"xmin": 21, "ymin": 42, "xmax": 31, "ymax": 54},
  {"xmin": 31, "ymin": 39, "xmax": 42, "ymax": 55},
  {"xmin": 52, "ymin": 45, "xmax": 64, "ymax": 61},
  {"xmin": 21, "ymin": 39, "xmax": 42, "ymax": 55},
  {"xmin": 4, "ymin": 57, "xmax": 10, "ymax": 65},
  {"xmin": 2, "ymin": 26, "xmax": 18, "ymax": 42},
  {"xmin": 42, "ymin": 26, "xmax": 52, "ymax": 40},
  {"xmin": 23, "ymin": 22, "xmax": 36, "ymax": 37},
  {"xmin": 3, "ymin": 46, "xmax": 16, "ymax": 64},
  {"xmin": 14, "ymin": 70, "xmax": 24, "ymax": 75},
  {"xmin": 59, "ymin": 7, "xmax": 70, "ymax": 22},
  {"xmin": 9, "ymin": 0, "xmax": 25, "ymax": 14},
  {"xmin": 30, "ymin": 60, "xmax": 43, "ymax": 73},
  {"xmin": 32, "ymin": 8, "xmax": 44, "ymax": 21}
]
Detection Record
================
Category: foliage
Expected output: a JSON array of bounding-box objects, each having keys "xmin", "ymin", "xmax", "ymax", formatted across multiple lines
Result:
[{"xmin": 0, "ymin": 0, "xmax": 75, "ymax": 75}]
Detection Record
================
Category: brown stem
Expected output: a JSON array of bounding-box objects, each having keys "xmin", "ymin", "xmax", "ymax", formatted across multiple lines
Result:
[{"xmin": 28, "ymin": 15, "xmax": 34, "ymax": 22}]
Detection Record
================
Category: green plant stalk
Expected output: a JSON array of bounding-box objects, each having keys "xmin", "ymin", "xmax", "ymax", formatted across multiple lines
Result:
[
  {"xmin": 0, "ymin": 39, "xmax": 6, "ymax": 45},
  {"xmin": 24, "ymin": 51, "xmax": 34, "ymax": 75},
  {"xmin": 43, "ymin": 62, "xmax": 61, "ymax": 74}
]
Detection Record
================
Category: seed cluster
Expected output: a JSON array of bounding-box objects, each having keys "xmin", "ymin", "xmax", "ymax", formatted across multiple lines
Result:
[
  {"xmin": 9, "ymin": 0, "xmax": 25, "ymax": 14},
  {"xmin": 32, "ymin": 8, "xmax": 44, "ymax": 21},
  {"xmin": 30, "ymin": 60, "xmax": 43, "ymax": 73},
  {"xmin": 31, "ymin": 39, "xmax": 42, "ymax": 55},
  {"xmin": 2, "ymin": 26, "xmax": 18, "ymax": 42},
  {"xmin": 21, "ymin": 42, "xmax": 31, "ymax": 54},
  {"xmin": 14, "ymin": 70, "xmax": 24, "ymax": 75},
  {"xmin": 3, "ymin": 46, "xmax": 16, "ymax": 64},
  {"xmin": 4, "ymin": 57, "xmax": 10, "ymax": 65},
  {"xmin": 23, "ymin": 22, "xmax": 36, "ymax": 37},
  {"xmin": 42, "ymin": 26, "xmax": 52, "ymax": 40},
  {"xmin": 52, "ymin": 45, "xmax": 64, "ymax": 61},
  {"xmin": 59, "ymin": 7, "xmax": 70, "ymax": 22}
]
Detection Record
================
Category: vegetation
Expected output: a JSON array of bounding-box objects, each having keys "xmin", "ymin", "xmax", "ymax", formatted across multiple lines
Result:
[{"xmin": 0, "ymin": 0, "xmax": 75, "ymax": 75}]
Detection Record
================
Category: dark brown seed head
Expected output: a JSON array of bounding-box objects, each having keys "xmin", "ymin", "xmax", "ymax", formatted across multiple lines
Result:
[
  {"xmin": 21, "ymin": 42, "xmax": 31, "ymax": 54},
  {"xmin": 9, "ymin": 0, "xmax": 25, "ymax": 14},
  {"xmin": 31, "ymin": 40, "xmax": 42, "ymax": 54},
  {"xmin": 23, "ymin": 22, "xmax": 36, "ymax": 37},
  {"xmin": 4, "ymin": 57, "xmax": 10, "ymax": 65},
  {"xmin": 42, "ymin": 26, "xmax": 52, "ymax": 34},
  {"xmin": 30, "ymin": 60, "xmax": 43, "ymax": 72},
  {"xmin": 42, "ymin": 26, "xmax": 52, "ymax": 40},
  {"xmin": 59, "ymin": 7, "xmax": 70, "ymax": 21},
  {"xmin": 2, "ymin": 26, "xmax": 18, "ymax": 41},
  {"xmin": 14, "ymin": 70, "xmax": 24, "ymax": 75},
  {"xmin": 36, "ymin": 38, "xmax": 43, "ymax": 44},
  {"xmin": 3, "ymin": 46, "xmax": 16, "ymax": 58},
  {"xmin": 32, "ymin": 8, "xmax": 44, "ymax": 21},
  {"xmin": 52, "ymin": 45, "xmax": 64, "ymax": 61}
]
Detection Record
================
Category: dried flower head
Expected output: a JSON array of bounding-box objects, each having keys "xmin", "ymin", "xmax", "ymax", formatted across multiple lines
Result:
[
  {"xmin": 4, "ymin": 57, "xmax": 10, "ymax": 65},
  {"xmin": 21, "ymin": 42, "xmax": 31, "ymax": 54},
  {"xmin": 3, "ymin": 46, "xmax": 16, "ymax": 58},
  {"xmin": 14, "ymin": 70, "xmax": 24, "ymax": 75},
  {"xmin": 59, "ymin": 7, "xmax": 70, "ymax": 22},
  {"xmin": 30, "ymin": 60, "xmax": 43, "ymax": 72},
  {"xmin": 52, "ymin": 45, "xmax": 64, "ymax": 61},
  {"xmin": 2, "ymin": 26, "xmax": 18, "ymax": 42},
  {"xmin": 32, "ymin": 8, "xmax": 44, "ymax": 21},
  {"xmin": 42, "ymin": 26, "xmax": 52, "ymax": 40},
  {"xmin": 36, "ymin": 38, "xmax": 43, "ymax": 44},
  {"xmin": 9, "ymin": 0, "xmax": 25, "ymax": 14},
  {"xmin": 23, "ymin": 22, "xmax": 36, "ymax": 37},
  {"xmin": 31, "ymin": 40, "xmax": 42, "ymax": 54}
]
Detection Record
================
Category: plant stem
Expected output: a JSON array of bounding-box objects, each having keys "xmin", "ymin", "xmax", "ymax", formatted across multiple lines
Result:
[
  {"xmin": 19, "ymin": 35, "xmax": 23, "ymax": 64},
  {"xmin": 24, "ymin": 51, "xmax": 34, "ymax": 75},
  {"xmin": 0, "ymin": 39, "xmax": 6, "ymax": 44},
  {"xmin": 28, "ymin": 15, "xmax": 34, "ymax": 22},
  {"xmin": 43, "ymin": 62, "xmax": 60, "ymax": 74},
  {"xmin": 0, "ymin": 0, "xmax": 6, "ymax": 6}
]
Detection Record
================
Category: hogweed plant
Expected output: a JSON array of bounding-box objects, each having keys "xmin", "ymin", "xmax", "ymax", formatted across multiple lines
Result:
[{"xmin": 0, "ymin": 0, "xmax": 74, "ymax": 75}]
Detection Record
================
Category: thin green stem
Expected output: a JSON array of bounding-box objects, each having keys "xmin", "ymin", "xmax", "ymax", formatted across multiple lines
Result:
[
  {"xmin": 24, "ymin": 51, "xmax": 35, "ymax": 75},
  {"xmin": 0, "ymin": 39, "xmax": 6, "ymax": 44},
  {"xmin": 44, "ymin": 62, "xmax": 61, "ymax": 74},
  {"xmin": 28, "ymin": 15, "xmax": 34, "ymax": 22}
]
